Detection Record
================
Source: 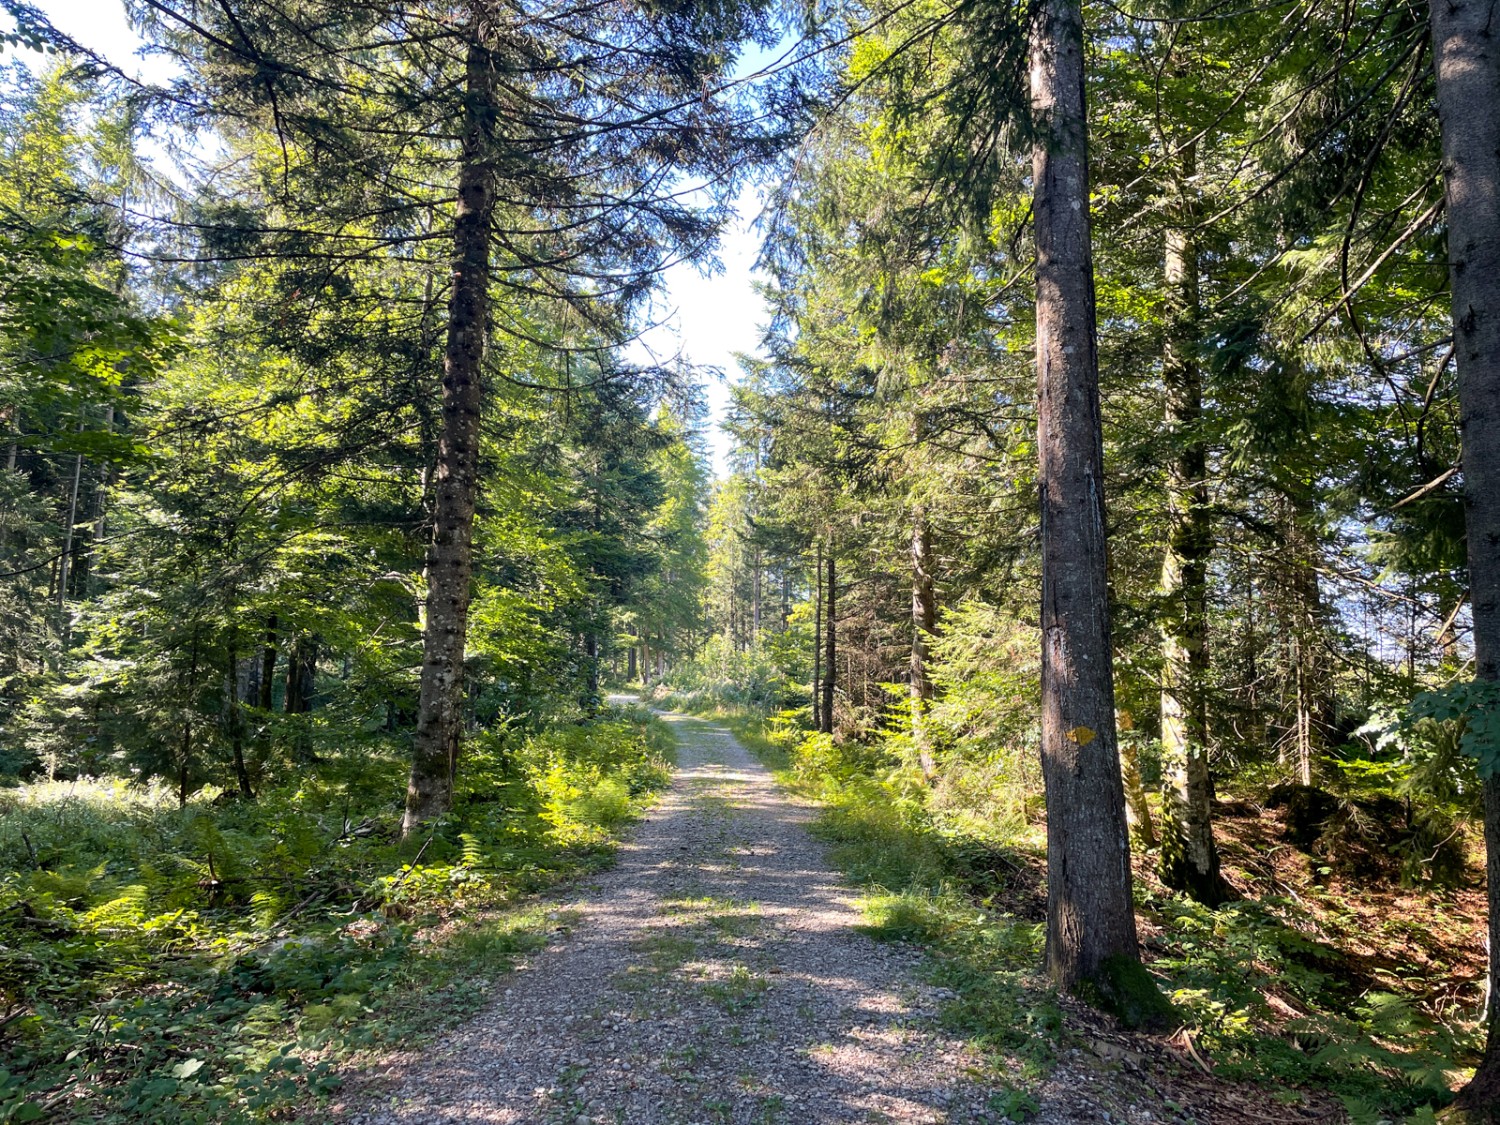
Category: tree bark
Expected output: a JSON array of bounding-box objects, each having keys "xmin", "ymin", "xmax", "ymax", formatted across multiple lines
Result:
[
  {"xmin": 752, "ymin": 546, "xmax": 762, "ymax": 640},
  {"xmin": 258, "ymin": 615, "xmax": 277, "ymax": 712},
  {"xmin": 910, "ymin": 506, "xmax": 939, "ymax": 780},
  {"xmin": 821, "ymin": 551, "xmax": 836, "ymax": 735},
  {"xmin": 812, "ymin": 540, "xmax": 823, "ymax": 730},
  {"xmin": 55, "ymin": 446, "xmax": 83, "ymax": 625},
  {"xmin": 1030, "ymin": 0, "xmax": 1142, "ymax": 993},
  {"xmin": 1156, "ymin": 169, "xmax": 1231, "ymax": 905},
  {"xmin": 1429, "ymin": 0, "xmax": 1500, "ymax": 1111},
  {"xmin": 226, "ymin": 646, "xmax": 252, "ymax": 798},
  {"xmin": 584, "ymin": 626, "xmax": 600, "ymax": 713},
  {"xmin": 1280, "ymin": 501, "xmax": 1330, "ymax": 785},
  {"xmin": 404, "ymin": 27, "xmax": 499, "ymax": 835}
]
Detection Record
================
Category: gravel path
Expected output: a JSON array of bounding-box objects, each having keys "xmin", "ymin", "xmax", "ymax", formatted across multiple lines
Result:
[{"xmin": 336, "ymin": 711, "xmax": 1019, "ymax": 1124}]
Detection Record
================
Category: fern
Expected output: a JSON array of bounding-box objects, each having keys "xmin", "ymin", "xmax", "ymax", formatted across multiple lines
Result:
[{"xmin": 458, "ymin": 832, "xmax": 486, "ymax": 870}]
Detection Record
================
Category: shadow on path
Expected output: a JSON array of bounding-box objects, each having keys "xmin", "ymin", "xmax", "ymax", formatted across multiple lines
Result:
[{"xmin": 336, "ymin": 709, "xmax": 1003, "ymax": 1125}]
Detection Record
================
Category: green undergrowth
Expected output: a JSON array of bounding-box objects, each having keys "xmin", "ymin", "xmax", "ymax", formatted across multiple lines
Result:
[
  {"xmin": 663, "ymin": 698, "xmax": 1475, "ymax": 1123},
  {"xmin": 0, "ymin": 705, "xmax": 673, "ymax": 1124}
]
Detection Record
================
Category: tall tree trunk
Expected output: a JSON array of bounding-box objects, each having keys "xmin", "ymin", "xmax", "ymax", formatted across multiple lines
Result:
[
  {"xmin": 1429, "ymin": 0, "xmax": 1500, "ymax": 1111},
  {"xmin": 0, "ymin": 407, "xmax": 16, "ymax": 554},
  {"xmin": 1280, "ymin": 502, "xmax": 1330, "ymax": 785},
  {"xmin": 284, "ymin": 636, "xmax": 305, "ymax": 715},
  {"xmin": 627, "ymin": 635, "xmax": 638, "ymax": 681},
  {"xmin": 404, "ymin": 28, "xmax": 498, "ymax": 835},
  {"xmin": 910, "ymin": 506, "xmax": 939, "ymax": 780},
  {"xmin": 752, "ymin": 546, "xmax": 762, "ymax": 641},
  {"xmin": 258, "ymin": 615, "xmax": 277, "ymax": 712},
  {"xmin": 226, "ymin": 646, "xmax": 252, "ymax": 798},
  {"xmin": 812, "ymin": 540, "xmax": 823, "ymax": 730},
  {"xmin": 1118, "ymin": 725, "xmax": 1157, "ymax": 849},
  {"xmin": 178, "ymin": 629, "xmax": 201, "ymax": 808},
  {"xmin": 1156, "ymin": 170, "xmax": 1231, "ymax": 905},
  {"xmin": 1030, "ymin": 0, "xmax": 1142, "ymax": 994},
  {"xmin": 55, "ymin": 447, "xmax": 83, "ymax": 627},
  {"xmin": 821, "ymin": 552, "xmax": 836, "ymax": 735},
  {"xmin": 584, "ymin": 626, "xmax": 600, "ymax": 713}
]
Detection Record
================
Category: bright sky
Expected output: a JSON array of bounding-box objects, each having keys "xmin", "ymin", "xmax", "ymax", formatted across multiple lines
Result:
[{"xmin": 11, "ymin": 0, "xmax": 771, "ymax": 476}]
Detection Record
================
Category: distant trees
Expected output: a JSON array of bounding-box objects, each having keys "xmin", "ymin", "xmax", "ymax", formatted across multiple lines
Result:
[
  {"xmin": 82, "ymin": 0, "xmax": 783, "ymax": 828},
  {"xmin": 0, "ymin": 3, "xmax": 755, "ymax": 819}
]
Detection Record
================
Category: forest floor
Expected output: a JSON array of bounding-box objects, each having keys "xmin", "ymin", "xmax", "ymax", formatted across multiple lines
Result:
[{"xmin": 327, "ymin": 707, "xmax": 1337, "ymax": 1125}]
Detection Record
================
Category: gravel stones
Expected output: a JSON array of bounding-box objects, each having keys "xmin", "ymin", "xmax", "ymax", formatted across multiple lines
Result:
[{"xmin": 326, "ymin": 712, "xmax": 1183, "ymax": 1124}]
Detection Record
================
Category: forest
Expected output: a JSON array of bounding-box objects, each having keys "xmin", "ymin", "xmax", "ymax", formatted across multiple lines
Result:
[{"xmin": 0, "ymin": 0, "xmax": 1497, "ymax": 1122}]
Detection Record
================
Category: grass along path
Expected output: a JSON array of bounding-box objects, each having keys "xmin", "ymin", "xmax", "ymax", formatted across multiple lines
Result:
[
  {"xmin": 333, "ymin": 707, "xmax": 1310, "ymax": 1125},
  {"xmin": 331, "ymin": 709, "xmax": 1059, "ymax": 1124}
]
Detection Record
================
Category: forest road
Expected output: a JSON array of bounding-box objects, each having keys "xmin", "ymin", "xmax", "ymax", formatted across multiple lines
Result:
[{"xmin": 332, "ymin": 705, "xmax": 1038, "ymax": 1125}]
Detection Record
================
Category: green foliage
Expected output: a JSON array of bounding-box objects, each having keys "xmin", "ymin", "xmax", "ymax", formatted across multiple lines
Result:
[
  {"xmin": 0, "ymin": 708, "xmax": 673, "ymax": 1121},
  {"xmin": 1405, "ymin": 680, "xmax": 1500, "ymax": 779},
  {"xmin": 1151, "ymin": 895, "xmax": 1469, "ymax": 1115},
  {"xmin": 655, "ymin": 636, "xmax": 803, "ymax": 713}
]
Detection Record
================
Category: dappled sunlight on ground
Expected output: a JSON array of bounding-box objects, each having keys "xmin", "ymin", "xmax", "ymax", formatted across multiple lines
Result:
[{"xmin": 333, "ymin": 708, "xmax": 1007, "ymax": 1124}]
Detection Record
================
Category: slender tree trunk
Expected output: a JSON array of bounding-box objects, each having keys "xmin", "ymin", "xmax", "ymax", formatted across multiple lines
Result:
[
  {"xmin": 0, "ymin": 407, "xmax": 16, "ymax": 554},
  {"xmin": 258, "ymin": 616, "xmax": 277, "ymax": 712},
  {"xmin": 752, "ymin": 546, "xmax": 762, "ymax": 641},
  {"xmin": 405, "ymin": 28, "xmax": 499, "ymax": 835},
  {"xmin": 284, "ymin": 636, "xmax": 305, "ymax": 715},
  {"xmin": 1118, "ymin": 733, "xmax": 1157, "ymax": 849},
  {"xmin": 226, "ymin": 646, "xmax": 252, "ymax": 798},
  {"xmin": 299, "ymin": 637, "xmax": 318, "ymax": 711},
  {"xmin": 1156, "ymin": 169, "xmax": 1231, "ymax": 905},
  {"xmin": 178, "ymin": 629, "xmax": 201, "ymax": 808},
  {"xmin": 178, "ymin": 721, "xmax": 193, "ymax": 809},
  {"xmin": 910, "ymin": 506, "xmax": 939, "ymax": 780},
  {"xmin": 1429, "ymin": 0, "xmax": 1500, "ymax": 1111},
  {"xmin": 1281, "ymin": 503, "xmax": 1329, "ymax": 785},
  {"xmin": 627, "ymin": 636, "xmax": 637, "ymax": 681},
  {"xmin": 55, "ymin": 448, "xmax": 83, "ymax": 623},
  {"xmin": 821, "ymin": 552, "xmax": 836, "ymax": 735},
  {"xmin": 584, "ymin": 626, "xmax": 600, "ymax": 713},
  {"xmin": 812, "ymin": 541, "xmax": 823, "ymax": 730},
  {"xmin": 1030, "ymin": 0, "xmax": 1142, "ymax": 993}
]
